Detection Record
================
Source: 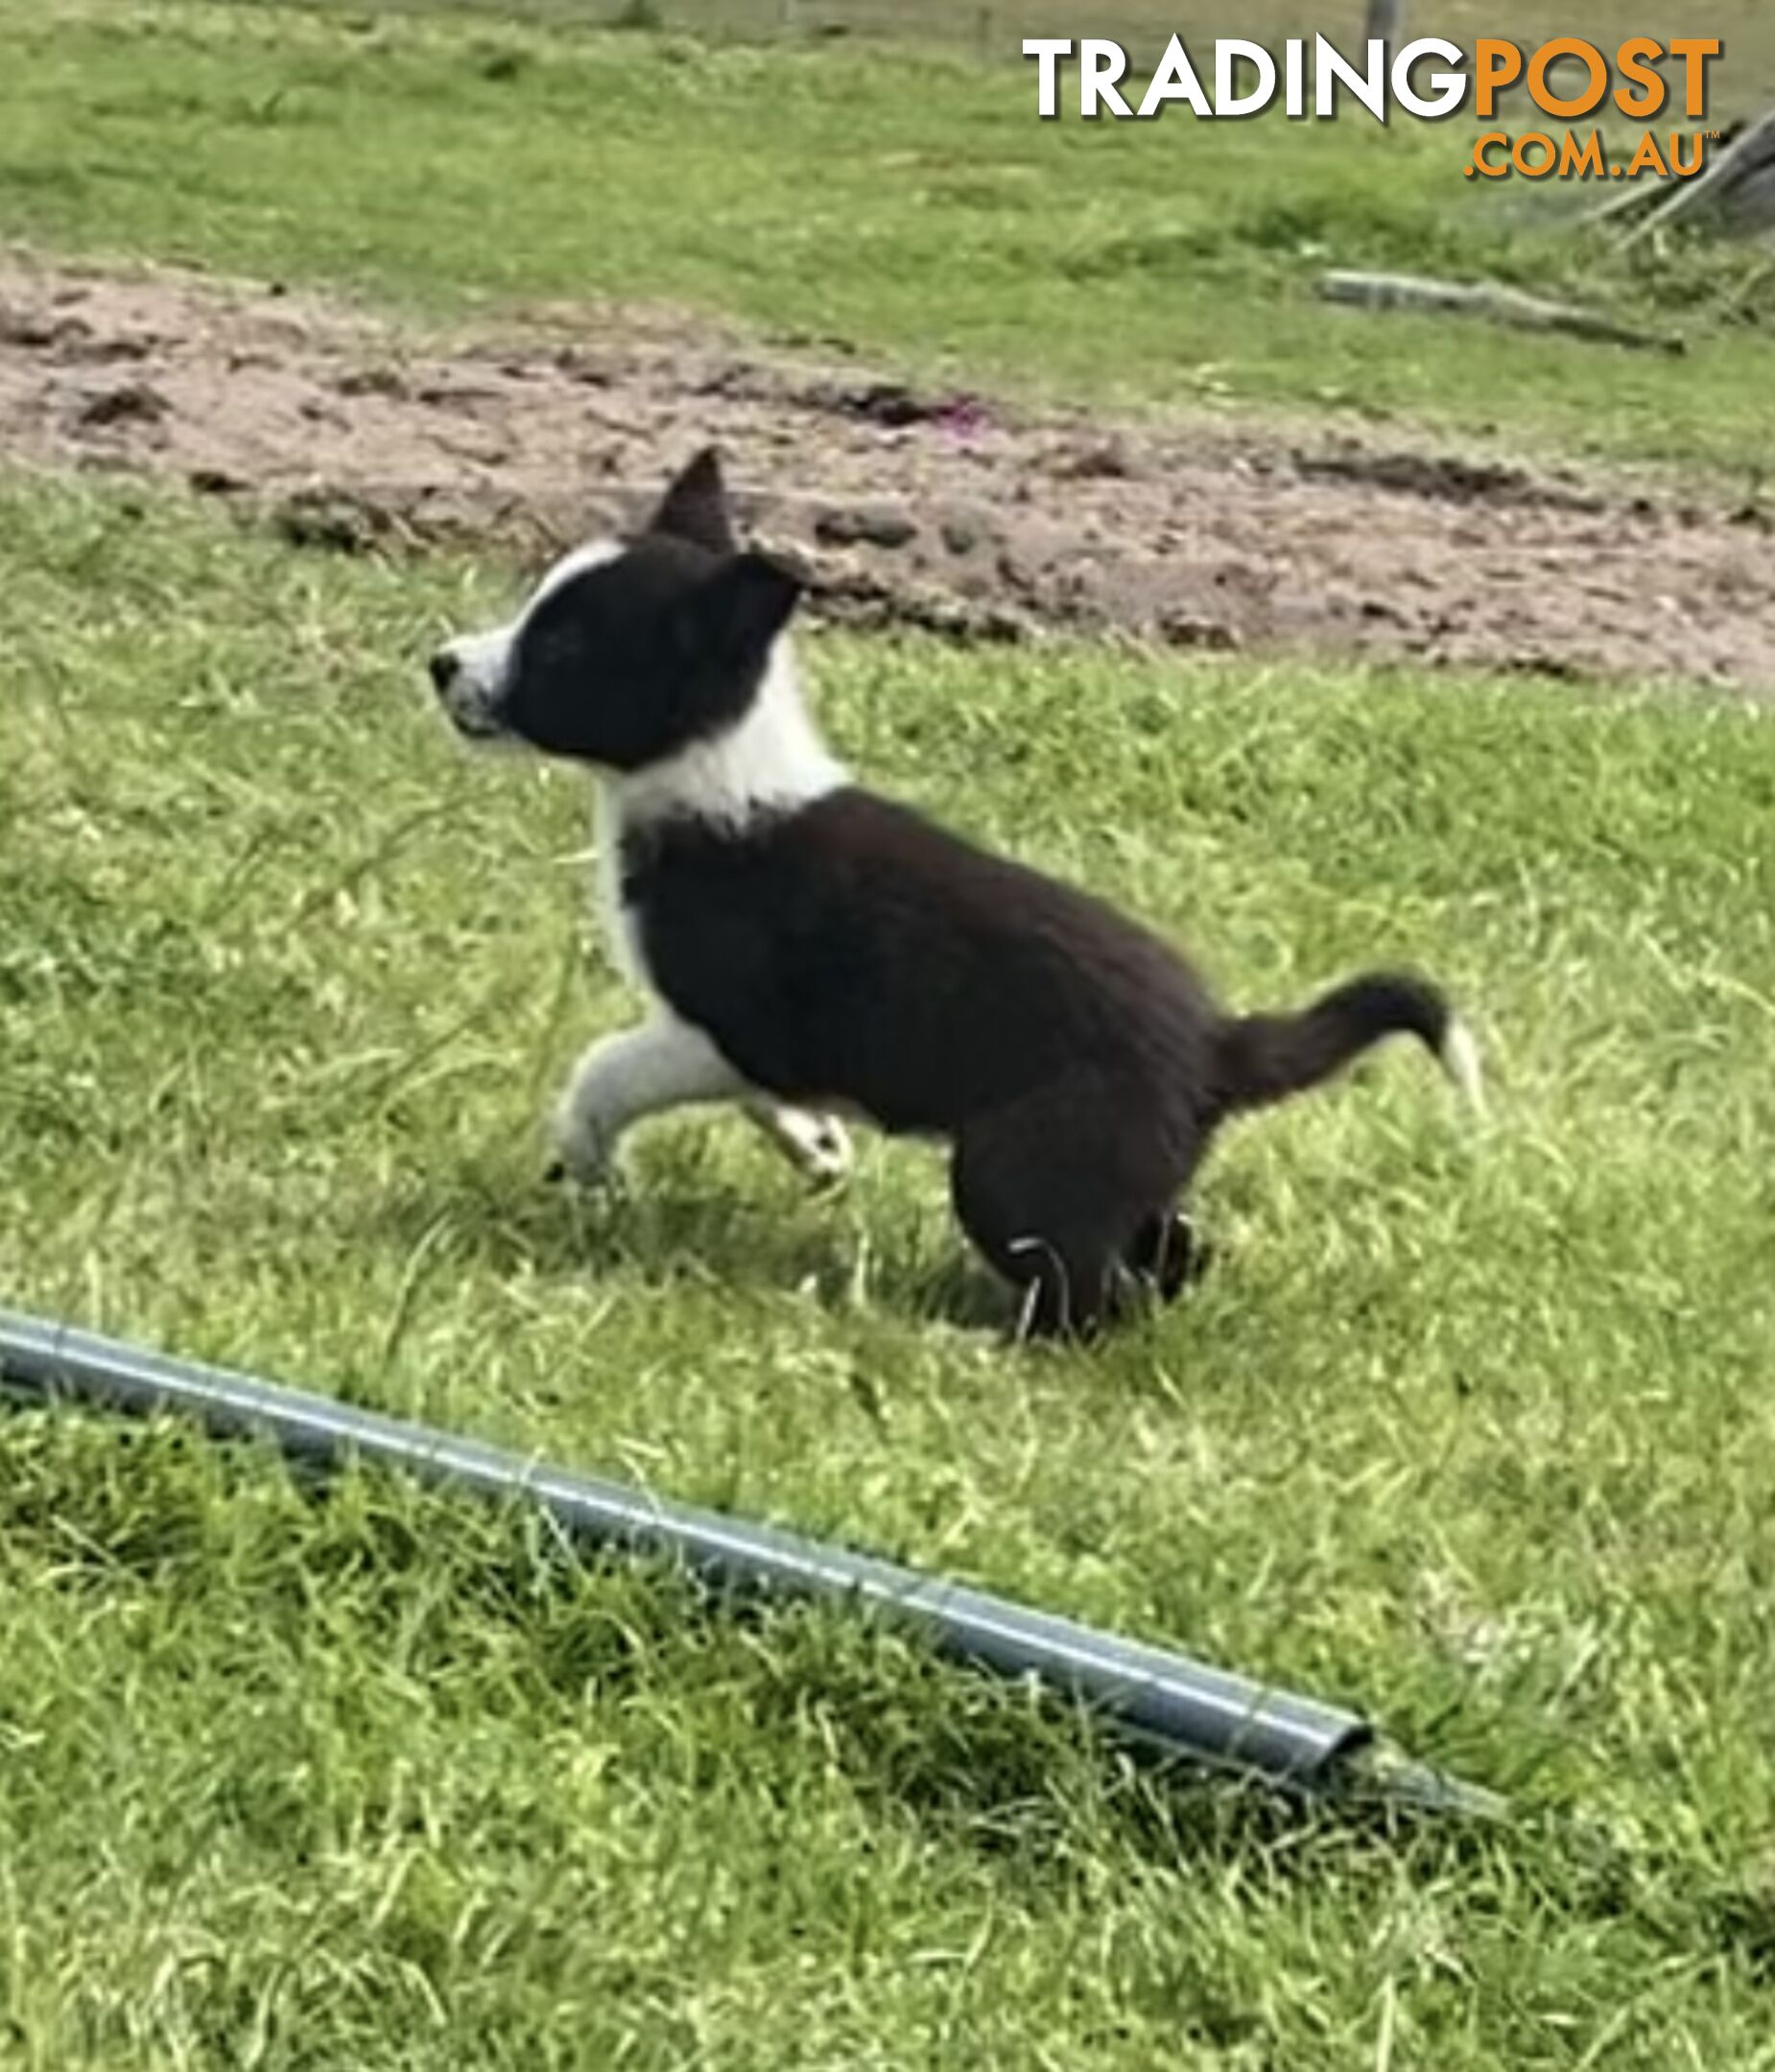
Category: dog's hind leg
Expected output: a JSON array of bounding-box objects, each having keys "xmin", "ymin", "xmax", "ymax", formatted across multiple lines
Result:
[
  {"xmin": 1125, "ymin": 1206, "xmax": 1214, "ymax": 1303},
  {"xmin": 951, "ymin": 1075, "xmax": 1181, "ymax": 1340}
]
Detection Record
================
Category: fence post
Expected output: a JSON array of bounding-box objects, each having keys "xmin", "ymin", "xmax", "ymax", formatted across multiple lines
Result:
[{"xmin": 1363, "ymin": 0, "xmax": 1404, "ymax": 40}]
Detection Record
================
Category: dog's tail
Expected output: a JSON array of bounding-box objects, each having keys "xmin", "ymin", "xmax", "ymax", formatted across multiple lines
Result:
[{"xmin": 1214, "ymin": 971, "xmax": 1484, "ymax": 1119}]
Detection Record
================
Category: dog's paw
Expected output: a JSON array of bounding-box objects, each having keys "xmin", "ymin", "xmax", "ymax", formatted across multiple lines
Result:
[
  {"xmin": 771, "ymin": 1108, "xmax": 855, "ymax": 1189},
  {"xmin": 547, "ymin": 1105, "xmax": 623, "ymax": 1191}
]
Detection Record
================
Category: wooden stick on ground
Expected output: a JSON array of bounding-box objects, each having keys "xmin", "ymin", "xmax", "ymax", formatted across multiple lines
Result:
[{"xmin": 1315, "ymin": 270, "xmax": 1685, "ymax": 354}]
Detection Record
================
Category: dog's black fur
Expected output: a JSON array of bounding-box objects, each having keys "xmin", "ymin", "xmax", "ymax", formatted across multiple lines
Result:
[{"xmin": 432, "ymin": 449, "xmax": 1479, "ymax": 1337}]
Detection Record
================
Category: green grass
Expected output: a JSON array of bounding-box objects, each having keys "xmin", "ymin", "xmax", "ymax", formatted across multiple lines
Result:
[
  {"xmin": 4, "ymin": 2, "xmax": 1775, "ymax": 2055},
  {"xmin": 230, "ymin": 0, "xmax": 1775, "ymax": 85},
  {"xmin": 4, "ymin": 476, "xmax": 1775, "ymax": 2065},
  {"xmin": 3, "ymin": 0, "xmax": 1775, "ymax": 477}
]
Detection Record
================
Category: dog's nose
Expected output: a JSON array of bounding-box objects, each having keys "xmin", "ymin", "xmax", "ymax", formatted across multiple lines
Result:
[{"xmin": 428, "ymin": 649, "xmax": 461, "ymax": 694}]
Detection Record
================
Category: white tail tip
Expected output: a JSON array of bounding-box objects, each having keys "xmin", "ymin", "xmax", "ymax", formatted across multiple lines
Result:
[{"xmin": 1439, "ymin": 1017, "xmax": 1486, "ymax": 1116}]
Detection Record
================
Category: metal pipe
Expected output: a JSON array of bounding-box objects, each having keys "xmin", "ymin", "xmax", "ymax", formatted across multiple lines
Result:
[{"xmin": 0, "ymin": 1307, "xmax": 1499, "ymax": 1810}]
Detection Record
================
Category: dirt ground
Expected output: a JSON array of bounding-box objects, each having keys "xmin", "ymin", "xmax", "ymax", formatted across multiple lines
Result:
[{"xmin": 4, "ymin": 250, "xmax": 1773, "ymax": 694}]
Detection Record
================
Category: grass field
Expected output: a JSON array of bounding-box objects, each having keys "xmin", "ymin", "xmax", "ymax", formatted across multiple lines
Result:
[
  {"xmin": 2, "ymin": 1, "xmax": 1774, "ymax": 477},
  {"xmin": 233, "ymin": 0, "xmax": 1775, "ymax": 82},
  {"xmin": 5, "ymin": 0, "xmax": 1775, "ymax": 2064},
  {"xmin": 4, "ymin": 478, "xmax": 1774, "ymax": 2066}
]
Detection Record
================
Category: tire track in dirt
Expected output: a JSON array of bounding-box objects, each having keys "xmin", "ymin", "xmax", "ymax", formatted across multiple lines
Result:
[{"xmin": 4, "ymin": 251, "xmax": 1772, "ymax": 694}]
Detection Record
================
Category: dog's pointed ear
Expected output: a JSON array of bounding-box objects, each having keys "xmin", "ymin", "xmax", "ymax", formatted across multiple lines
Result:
[
  {"xmin": 698, "ymin": 549, "xmax": 804, "ymax": 661},
  {"xmin": 647, "ymin": 446, "xmax": 737, "ymax": 553}
]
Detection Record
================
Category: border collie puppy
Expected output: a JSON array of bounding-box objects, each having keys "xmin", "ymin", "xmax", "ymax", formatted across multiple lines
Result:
[{"xmin": 429, "ymin": 449, "xmax": 1482, "ymax": 1337}]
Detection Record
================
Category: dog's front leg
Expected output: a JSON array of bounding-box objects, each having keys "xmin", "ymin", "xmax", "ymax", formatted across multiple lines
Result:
[
  {"xmin": 550, "ymin": 1015, "xmax": 747, "ymax": 1184},
  {"xmin": 744, "ymin": 1101, "xmax": 854, "ymax": 1189}
]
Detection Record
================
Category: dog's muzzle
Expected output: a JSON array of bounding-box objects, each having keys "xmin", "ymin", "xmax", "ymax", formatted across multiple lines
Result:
[{"xmin": 428, "ymin": 640, "xmax": 509, "ymax": 740}]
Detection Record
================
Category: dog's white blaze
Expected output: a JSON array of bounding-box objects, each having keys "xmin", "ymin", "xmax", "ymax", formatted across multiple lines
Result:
[
  {"xmin": 531, "ymin": 537, "xmax": 625, "ymax": 607},
  {"xmin": 436, "ymin": 539, "xmax": 626, "ymax": 721},
  {"xmin": 1439, "ymin": 1017, "xmax": 1485, "ymax": 1115}
]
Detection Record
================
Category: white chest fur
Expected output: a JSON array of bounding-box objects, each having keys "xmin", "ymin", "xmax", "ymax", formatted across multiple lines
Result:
[{"xmin": 588, "ymin": 635, "xmax": 846, "ymax": 996}]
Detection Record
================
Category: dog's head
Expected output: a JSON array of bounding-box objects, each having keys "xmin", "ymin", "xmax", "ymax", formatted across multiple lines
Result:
[{"xmin": 428, "ymin": 449, "xmax": 803, "ymax": 770}]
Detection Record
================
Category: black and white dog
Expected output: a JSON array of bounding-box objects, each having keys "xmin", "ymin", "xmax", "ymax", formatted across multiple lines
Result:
[{"xmin": 429, "ymin": 449, "xmax": 1482, "ymax": 1336}]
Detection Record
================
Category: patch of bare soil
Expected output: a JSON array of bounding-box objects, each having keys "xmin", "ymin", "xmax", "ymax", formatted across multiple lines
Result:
[{"xmin": 4, "ymin": 251, "xmax": 1773, "ymax": 693}]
